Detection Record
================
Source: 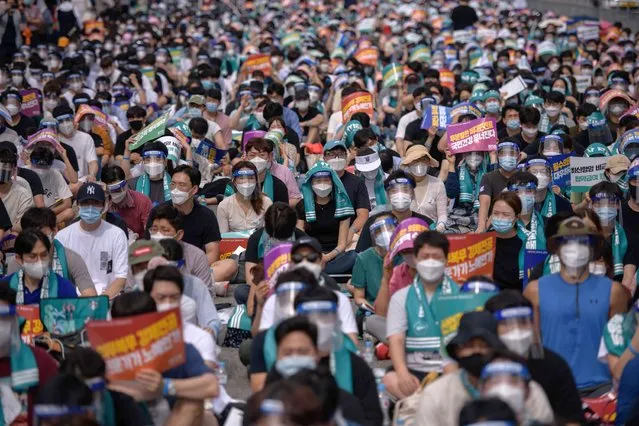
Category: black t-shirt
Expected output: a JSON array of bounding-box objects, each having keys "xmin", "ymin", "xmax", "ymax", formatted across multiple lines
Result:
[
  {"xmin": 110, "ymin": 390, "xmax": 151, "ymax": 426},
  {"xmin": 295, "ymin": 197, "xmax": 353, "ymax": 252},
  {"xmin": 59, "ymin": 142, "xmax": 79, "ymax": 172},
  {"xmin": 403, "ymin": 119, "xmax": 443, "ymax": 165},
  {"xmin": 146, "ymin": 202, "xmax": 221, "ymax": 250},
  {"xmin": 356, "ymin": 211, "xmax": 432, "ymax": 253},
  {"xmin": 88, "ymin": 132, "xmax": 103, "ymax": 148},
  {"xmin": 0, "ymin": 199, "xmax": 12, "ymax": 231},
  {"xmin": 528, "ymin": 348, "xmax": 585, "ymax": 423},
  {"xmin": 263, "ymin": 174, "xmax": 289, "ymax": 204},
  {"xmin": 245, "ymin": 227, "xmax": 307, "ymax": 263},
  {"xmin": 115, "ymin": 129, "xmax": 144, "ymax": 157},
  {"xmin": 340, "ymin": 171, "xmax": 371, "ymax": 212},
  {"xmin": 129, "ymin": 176, "xmax": 167, "ymax": 206},
  {"xmin": 622, "ymin": 201, "xmax": 639, "ymax": 244},
  {"xmin": 8, "ymin": 115, "xmax": 36, "ymax": 138},
  {"xmin": 292, "ymin": 106, "xmax": 321, "ymax": 137},
  {"xmin": 450, "ymin": 4, "xmax": 478, "ymax": 29},
  {"xmin": 285, "ymin": 126, "xmax": 300, "ymax": 149},
  {"xmin": 493, "ymin": 235, "xmax": 523, "ymax": 292},
  {"xmin": 479, "ymin": 169, "xmax": 510, "ymax": 199},
  {"xmin": 17, "ymin": 167, "xmax": 44, "ymax": 196}
]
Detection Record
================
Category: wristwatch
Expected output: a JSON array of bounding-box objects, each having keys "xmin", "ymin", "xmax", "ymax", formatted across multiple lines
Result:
[{"xmin": 163, "ymin": 379, "xmax": 177, "ymax": 396}]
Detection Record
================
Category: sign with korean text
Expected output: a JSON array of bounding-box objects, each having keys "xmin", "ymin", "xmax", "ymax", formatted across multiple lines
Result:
[
  {"xmin": 219, "ymin": 238, "xmax": 249, "ymax": 260},
  {"xmin": 130, "ymin": 114, "xmax": 168, "ymax": 150},
  {"xmin": 549, "ymin": 154, "xmax": 571, "ymax": 188},
  {"xmin": 264, "ymin": 243, "xmax": 293, "ymax": 280},
  {"xmin": 19, "ymin": 89, "xmax": 41, "ymax": 117},
  {"xmin": 437, "ymin": 293, "xmax": 493, "ymax": 344},
  {"xmin": 439, "ymin": 69, "xmax": 455, "ymax": 94},
  {"xmin": 341, "ymin": 91, "xmax": 374, "ymax": 122},
  {"xmin": 382, "ymin": 63, "xmax": 403, "ymax": 88},
  {"xmin": 570, "ymin": 156, "xmax": 608, "ymax": 192},
  {"xmin": 386, "ymin": 218, "xmax": 429, "ymax": 266},
  {"xmin": 447, "ymin": 118, "xmax": 498, "ymax": 154},
  {"xmin": 241, "ymin": 54, "xmax": 272, "ymax": 77},
  {"xmin": 354, "ymin": 48, "xmax": 379, "ymax": 67},
  {"xmin": 421, "ymin": 105, "xmax": 452, "ymax": 130},
  {"xmin": 17, "ymin": 305, "xmax": 43, "ymax": 345},
  {"xmin": 523, "ymin": 249, "xmax": 548, "ymax": 286},
  {"xmin": 87, "ymin": 308, "xmax": 186, "ymax": 381},
  {"xmin": 575, "ymin": 75, "xmax": 592, "ymax": 94},
  {"xmin": 445, "ymin": 232, "xmax": 496, "ymax": 283}
]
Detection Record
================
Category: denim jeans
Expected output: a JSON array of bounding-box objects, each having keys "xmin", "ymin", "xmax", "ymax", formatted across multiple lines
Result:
[{"xmin": 324, "ymin": 250, "xmax": 357, "ymax": 275}]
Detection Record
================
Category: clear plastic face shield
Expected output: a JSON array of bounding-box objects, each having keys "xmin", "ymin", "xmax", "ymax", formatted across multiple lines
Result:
[
  {"xmin": 541, "ymin": 135, "xmax": 563, "ymax": 156},
  {"xmin": 106, "ymin": 180, "xmax": 128, "ymax": 204},
  {"xmin": 497, "ymin": 143, "xmax": 519, "ymax": 171},
  {"xmin": 273, "ymin": 282, "xmax": 307, "ymax": 324},
  {"xmin": 624, "ymin": 141, "xmax": 639, "ymax": 162},
  {"xmin": 591, "ymin": 192, "xmax": 620, "ymax": 227},
  {"xmin": 386, "ymin": 178, "xmax": 414, "ymax": 212},
  {"xmin": 464, "ymin": 151, "xmax": 484, "ymax": 171},
  {"xmin": 233, "ymin": 168, "xmax": 258, "ymax": 198},
  {"xmin": 494, "ymin": 307, "xmax": 544, "ymax": 359},
  {"xmin": 508, "ymin": 182, "xmax": 537, "ymax": 215},
  {"xmin": 33, "ymin": 404, "xmax": 95, "ymax": 426},
  {"xmin": 370, "ymin": 217, "xmax": 398, "ymax": 252},
  {"xmin": 480, "ymin": 361, "xmax": 531, "ymax": 416},
  {"xmin": 296, "ymin": 300, "xmax": 341, "ymax": 353},
  {"xmin": 557, "ymin": 235, "xmax": 594, "ymax": 279},
  {"xmin": 527, "ymin": 161, "xmax": 552, "ymax": 190}
]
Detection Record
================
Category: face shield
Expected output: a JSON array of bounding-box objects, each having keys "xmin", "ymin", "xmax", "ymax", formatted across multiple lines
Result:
[
  {"xmin": 273, "ymin": 282, "xmax": 307, "ymax": 324},
  {"xmin": 591, "ymin": 192, "xmax": 619, "ymax": 226},
  {"xmin": 494, "ymin": 307, "xmax": 543, "ymax": 358},
  {"xmin": 496, "ymin": 143, "xmax": 519, "ymax": 171},
  {"xmin": 370, "ymin": 217, "xmax": 397, "ymax": 251},
  {"xmin": 459, "ymin": 280, "xmax": 500, "ymax": 294},
  {"xmin": 508, "ymin": 182, "xmax": 536, "ymax": 215},
  {"xmin": 557, "ymin": 235, "xmax": 594, "ymax": 278},
  {"xmin": 527, "ymin": 162, "xmax": 552, "ymax": 190},
  {"xmin": 463, "ymin": 152, "xmax": 484, "ymax": 171},
  {"xmin": 480, "ymin": 361, "xmax": 531, "ymax": 416},
  {"xmin": 142, "ymin": 150, "xmax": 166, "ymax": 180},
  {"xmin": 386, "ymin": 178, "xmax": 414, "ymax": 212},
  {"xmin": 296, "ymin": 300, "xmax": 341, "ymax": 353},
  {"xmin": 540, "ymin": 135, "xmax": 563, "ymax": 156},
  {"xmin": 624, "ymin": 141, "xmax": 639, "ymax": 161},
  {"xmin": 33, "ymin": 404, "xmax": 95, "ymax": 426}
]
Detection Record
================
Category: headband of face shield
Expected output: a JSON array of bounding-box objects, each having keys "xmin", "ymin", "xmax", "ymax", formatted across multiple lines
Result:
[
  {"xmin": 273, "ymin": 282, "xmax": 308, "ymax": 324},
  {"xmin": 33, "ymin": 404, "xmax": 94, "ymax": 423},
  {"xmin": 296, "ymin": 300, "xmax": 341, "ymax": 352},
  {"xmin": 496, "ymin": 142, "xmax": 519, "ymax": 156},
  {"xmin": 507, "ymin": 181, "xmax": 537, "ymax": 192},
  {"xmin": 480, "ymin": 361, "xmax": 531, "ymax": 382},
  {"xmin": 260, "ymin": 399, "xmax": 285, "ymax": 416},
  {"xmin": 107, "ymin": 180, "xmax": 127, "ymax": 193},
  {"xmin": 525, "ymin": 158, "xmax": 550, "ymax": 171},
  {"xmin": 460, "ymin": 281, "xmax": 500, "ymax": 294},
  {"xmin": 591, "ymin": 191, "xmax": 619, "ymax": 203},
  {"xmin": 232, "ymin": 169, "xmax": 256, "ymax": 177},
  {"xmin": 624, "ymin": 140, "xmax": 639, "ymax": 161},
  {"xmin": 370, "ymin": 217, "xmax": 397, "ymax": 251},
  {"xmin": 384, "ymin": 176, "xmax": 415, "ymax": 191},
  {"xmin": 540, "ymin": 135, "xmax": 563, "ymax": 153},
  {"xmin": 143, "ymin": 150, "xmax": 166, "ymax": 159}
]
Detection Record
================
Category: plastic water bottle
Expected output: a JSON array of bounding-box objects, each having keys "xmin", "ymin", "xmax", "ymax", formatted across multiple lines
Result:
[
  {"xmin": 378, "ymin": 383, "xmax": 391, "ymax": 426},
  {"xmin": 216, "ymin": 361, "xmax": 228, "ymax": 386},
  {"xmin": 363, "ymin": 339, "xmax": 375, "ymax": 366}
]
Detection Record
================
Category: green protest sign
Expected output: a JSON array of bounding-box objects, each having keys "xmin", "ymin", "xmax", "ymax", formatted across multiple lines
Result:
[
  {"xmin": 129, "ymin": 114, "xmax": 169, "ymax": 151},
  {"xmin": 435, "ymin": 292, "xmax": 494, "ymax": 344}
]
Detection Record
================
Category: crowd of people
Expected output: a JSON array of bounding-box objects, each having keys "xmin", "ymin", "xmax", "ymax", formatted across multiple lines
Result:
[{"xmin": 4, "ymin": 0, "xmax": 639, "ymax": 423}]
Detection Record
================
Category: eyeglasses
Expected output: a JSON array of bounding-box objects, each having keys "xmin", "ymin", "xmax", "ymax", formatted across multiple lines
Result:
[{"xmin": 291, "ymin": 252, "xmax": 320, "ymax": 263}]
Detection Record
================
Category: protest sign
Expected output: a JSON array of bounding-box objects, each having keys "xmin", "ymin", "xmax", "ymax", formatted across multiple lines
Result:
[
  {"xmin": 453, "ymin": 30, "xmax": 473, "ymax": 44},
  {"xmin": 341, "ymin": 91, "xmax": 374, "ymax": 122},
  {"xmin": 549, "ymin": 154, "xmax": 571, "ymax": 188},
  {"xmin": 575, "ymin": 75, "xmax": 592, "ymax": 93},
  {"xmin": 129, "ymin": 114, "xmax": 168, "ymax": 150},
  {"xmin": 445, "ymin": 232, "xmax": 496, "ymax": 283},
  {"xmin": 382, "ymin": 63, "xmax": 403, "ymax": 88},
  {"xmin": 577, "ymin": 23, "xmax": 599, "ymax": 41},
  {"xmin": 159, "ymin": 136, "xmax": 181, "ymax": 164},
  {"xmin": 570, "ymin": 156, "xmax": 608, "ymax": 192},
  {"xmin": 437, "ymin": 292, "xmax": 493, "ymax": 343},
  {"xmin": 87, "ymin": 308, "xmax": 186, "ymax": 381},
  {"xmin": 40, "ymin": 296, "xmax": 109, "ymax": 335},
  {"xmin": 219, "ymin": 238, "xmax": 249, "ymax": 260},
  {"xmin": 281, "ymin": 32, "xmax": 301, "ymax": 48},
  {"xmin": 25, "ymin": 129, "xmax": 61, "ymax": 152},
  {"xmin": 499, "ymin": 76, "xmax": 526, "ymax": 99},
  {"xmin": 354, "ymin": 48, "xmax": 379, "ymax": 67},
  {"xmin": 409, "ymin": 45, "xmax": 430, "ymax": 63},
  {"xmin": 447, "ymin": 118, "xmax": 498, "ymax": 154},
  {"xmin": 523, "ymin": 249, "xmax": 548, "ymax": 286},
  {"xmin": 168, "ymin": 121, "xmax": 191, "ymax": 147},
  {"xmin": 622, "ymin": 105, "xmax": 639, "ymax": 120},
  {"xmin": 386, "ymin": 218, "xmax": 429, "ymax": 266},
  {"xmin": 421, "ymin": 105, "xmax": 452, "ymax": 130},
  {"xmin": 439, "ymin": 69, "xmax": 455, "ymax": 93},
  {"xmin": 241, "ymin": 54, "xmax": 272, "ymax": 77},
  {"xmin": 19, "ymin": 89, "xmax": 41, "ymax": 117},
  {"xmin": 168, "ymin": 47, "xmax": 182, "ymax": 66},
  {"xmin": 17, "ymin": 305, "xmax": 43, "ymax": 345},
  {"xmin": 264, "ymin": 243, "xmax": 293, "ymax": 280},
  {"xmin": 242, "ymin": 130, "xmax": 266, "ymax": 150}
]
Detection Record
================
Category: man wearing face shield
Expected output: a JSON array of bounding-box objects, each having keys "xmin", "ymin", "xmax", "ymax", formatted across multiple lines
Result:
[
  {"xmin": 484, "ymin": 290, "xmax": 584, "ymax": 424},
  {"xmin": 524, "ymin": 217, "xmax": 628, "ymax": 393},
  {"xmin": 525, "ymin": 156, "xmax": 572, "ymax": 219},
  {"xmin": 127, "ymin": 142, "xmax": 171, "ymax": 206},
  {"xmin": 102, "ymin": 165, "xmax": 153, "ymax": 237},
  {"xmin": 1, "ymin": 89, "xmax": 35, "ymax": 139},
  {"xmin": 0, "ymin": 105, "xmax": 20, "ymax": 147}
]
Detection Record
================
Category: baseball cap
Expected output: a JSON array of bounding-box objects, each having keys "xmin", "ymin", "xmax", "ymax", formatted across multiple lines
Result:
[
  {"xmin": 76, "ymin": 182, "xmax": 105, "ymax": 203},
  {"xmin": 606, "ymin": 154, "xmax": 630, "ymax": 174},
  {"xmin": 188, "ymin": 95, "xmax": 205, "ymax": 106},
  {"xmin": 324, "ymin": 140, "xmax": 347, "ymax": 152},
  {"xmin": 129, "ymin": 239, "xmax": 165, "ymax": 266},
  {"xmin": 291, "ymin": 237, "xmax": 322, "ymax": 254}
]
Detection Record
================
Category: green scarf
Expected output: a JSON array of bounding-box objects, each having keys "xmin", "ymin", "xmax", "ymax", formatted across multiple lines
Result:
[
  {"xmin": 611, "ymin": 222, "xmax": 628, "ymax": 277},
  {"xmin": 405, "ymin": 275, "xmax": 458, "ymax": 355},
  {"xmin": 40, "ymin": 296, "xmax": 109, "ymax": 335},
  {"xmin": 263, "ymin": 327, "xmax": 356, "ymax": 393},
  {"xmin": 227, "ymin": 304, "xmax": 252, "ymax": 331},
  {"xmin": 257, "ymin": 230, "xmax": 295, "ymax": 259},
  {"xmin": 458, "ymin": 161, "xmax": 486, "ymax": 211},
  {"xmin": 539, "ymin": 190, "xmax": 555, "ymax": 218},
  {"xmin": 541, "ymin": 254, "xmax": 561, "ymax": 276},
  {"xmin": 135, "ymin": 173, "xmax": 171, "ymax": 204},
  {"xmin": 372, "ymin": 169, "xmax": 388, "ymax": 208},
  {"xmin": 10, "ymin": 269, "xmax": 59, "ymax": 305},
  {"xmin": 101, "ymin": 390, "xmax": 116, "ymax": 426},
  {"xmin": 51, "ymin": 240, "xmax": 69, "ymax": 280},
  {"xmin": 516, "ymin": 213, "xmax": 547, "ymax": 280},
  {"xmin": 301, "ymin": 161, "xmax": 354, "ymax": 223}
]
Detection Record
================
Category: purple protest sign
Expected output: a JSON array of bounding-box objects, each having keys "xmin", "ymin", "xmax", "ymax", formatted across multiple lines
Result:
[
  {"xmin": 447, "ymin": 118, "xmax": 498, "ymax": 154},
  {"xmin": 264, "ymin": 243, "xmax": 293, "ymax": 281},
  {"xmin": 26, "ymin": 129, "xmax": 62, "ymax": 152},
  {"xmin": 385, "ymin": 218, "xmax": 429, "ymax": 266},
  {"xmin": 242, "ymin": 130, "xmax": 266, "ymax": 150},
  {"xmin": 19, "ymin": 89, "xmax": 41, "ymax": 118}
]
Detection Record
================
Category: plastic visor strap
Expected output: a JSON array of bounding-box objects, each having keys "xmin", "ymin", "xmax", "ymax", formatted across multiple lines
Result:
[
  {"xmin": 143, "ymin": 150, "xmax": 166, "ymax": 158},
  {"xmin": 34, "ymin": 404, "xmax": 93, "ymax": 418},
  {"xmin": 232, "ymin": 169, "xmax": 256, "ymax": 177},
  {"xmin": 296, "ymin": 300, "xmax": 337, "ymax": 314},
  {"xmin": 460, "ymin": 281, "xmax": 499, "ymax": 293},
  {"xmin": 275, "ymin": 282, "xmax": 307, "ymax": 294},
  {"xmin": 386, "ymin": 177, "xmax": 414, "ymax": 190},
  {"xmin": 494, "ymin": 306, "xmax": 533, "ymax": 320},
  {"xmin": 369, "ymin": 217, "xmax": 397, "ymax": 233},
  {"xmin": 107, "ymin": 180, "xmax": 127, "ymax": 192},
  {"xmin": 480, "ymin": 361, "xmax": 531, "ymax": 381},
  {"xmin": 507, "ymin": 181, "xmax": 537, "ymax": 191}
]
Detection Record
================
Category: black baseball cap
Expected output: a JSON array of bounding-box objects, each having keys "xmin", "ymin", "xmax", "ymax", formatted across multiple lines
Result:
[
  {"xmin": 291, "ymin": 237, "xmax": 322, "ymax": 254},
  {"xmin": 76, "ymin": 182, "xmax": 105, "ymax": 203}
]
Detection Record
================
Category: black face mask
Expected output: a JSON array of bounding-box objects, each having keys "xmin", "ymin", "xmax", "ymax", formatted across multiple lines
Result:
[
  {"xmin": 129, "ymin": 120, "xmax": 144, "ymax": 131},
  {"xmin": 457, "ymin": 353, "xmax": 489, "ymax": 377}
]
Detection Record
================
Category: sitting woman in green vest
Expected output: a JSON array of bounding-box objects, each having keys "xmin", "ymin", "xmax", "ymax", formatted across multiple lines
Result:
[
  {"xmin": 589, "ymin": 181, "xmax": 635, "ymax": 286},
  {"xmin": 384, "ymin": 230, "xmax": 459, "ymax": 400},
  {"xmin": 59, "ymin": 347, "xmax": 150, "ymax": 426},
  {"xmin": 7, "ymin": 229, "xmax": 78, "ymax": 305}
]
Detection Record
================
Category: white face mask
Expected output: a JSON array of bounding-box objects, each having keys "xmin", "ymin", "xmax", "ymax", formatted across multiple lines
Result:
[
  {"xmin": 327, "ymin": 158, "xmax": 346, "ymax": 172},
  {"xmin": 22, "ymin": 260, "xmax": 47, "ymax": 280},
  {"xmin": 579, "ymin": 121, "xmax": 588, "ymax": 131},
  {"xmin": 410, "ymin": 163, "xmax": 428, "ymax": 177},
  {"xmin": 294, "ymin": 260, "xmax": 322, "ymax": 279},
  {"xmin": 171, "ymin": 188, "xmax": 191, "ymax": 205},
  {"xmin": 58, "ymin": 121, "xmax": 74, "ymax": 135},
  {"xmin": 416, "ymin": 259, "xmax": 446, "ymax": 282},
  {"xmin": 312, "ymin": 182, "xmax": 332, "ymax": 197},
  {"xmin": 297, "ymin": 100, "xmax": 309, "ymax": 110},
  {"xmin": 522, "ymin": 127, "xmax": 538, "ymax": 138},
  {"xmin": 485, "ymin": 383, "xmax": 526, "ymax": 415},
  {"xmin": 465, "ymin": 152, "xmax": 483, "ymax": 170},
  {"xmin": 150, "ymin": 232, "xmax": 175, "ymax": 241},
  {"xmin": 236, "ymin": 182, "xmax": 256, "ymax": 197},
  {"xmin": 532, "ymin": 173, "xmax": 550, "ymax": 189},
  {"xmin": 110, "ymin": 190, "xmax": 127, "ymax": 204},
  {"xmin": 157, "ymin": 302, "xmax": 180, "ymax": 312},
  {"xmin": 390, "ymin": 192, "xmax": 412, "ymax": 212},
  {"xmin": 250, "ymin": 157, "xmax": 268, "ymax": 173},
  {"xmin": 145, "ymin": 162, "xmax": 165, "ymax": 179},
  {"xmin": 544, "ymin": 105, "xmax": 560, "ymax": 118},
  {"xmin": 362, "ymin": 169, "xmax": 378, "ymax": 180},
  {"xmin": 500, "ymin": 328, "xmax": 534, "ymax": 356},
  {"xmin": 559, "ymin": 242, "xmax": 590, "ymax": 268},
  {"xmin": 5, "ymin": 103, "xmax": 20, "ymax": 116}
]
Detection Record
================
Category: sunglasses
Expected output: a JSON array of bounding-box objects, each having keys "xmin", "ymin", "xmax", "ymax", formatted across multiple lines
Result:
[{"xmin": 291, "ymin": 252, "xmax": 320, "ymax": 263}]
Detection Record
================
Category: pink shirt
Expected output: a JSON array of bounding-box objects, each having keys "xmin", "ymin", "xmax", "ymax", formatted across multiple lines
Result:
[
  {"xmin": 270, "ymin": 162, "xmax": 302, "ymax": 200},
  {"xmin": 115, "ymin": 190, "xmax": 153, "ymax": 236},
  {"xmin": 389, "ymin": 263, "xmax": 415, "ymax": 296},
  {"xmin": 214, "ymin": 112, "xmax": 232, "ymax": 146}
]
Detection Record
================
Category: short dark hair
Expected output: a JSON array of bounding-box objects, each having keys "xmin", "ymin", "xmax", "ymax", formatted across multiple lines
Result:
[
  {"xmin": 519, "ymin": 106, "xmax": 541, "ymax": 126},
  {"xmin": 0, "ymin": 147, "xmax": 17, "ymax": 165},
  {"xmin": 507, "ymin": 171, "xmax": 538, "ymax": 188},
  {"xmin": 458, "ymin": 398, "xmax": 518, "ymax": 425},
  {"xmin": 111, "ymin": 292, "xmax": 157, "ymax": 318},
  {"xmin": 589, "ymin": 181, "xmax": 623, "ymax": 201},
  {"xmin": 267, "ymin": 82, "xmax": 285, "ymax": 97},
  {"xmin": 206, "ymin": 88, "xmax": 222, "ymax": 101},
  {"xmin": 294, "ymin": 285, "xmax": 338, "ymax": 310},
  {"xmin": 36, "ymin": 373, "xmax": 93, "ymax": 407},
  {"xmin": 263, "ymin": 102, "xmax": 284, "ymax": 121},
  {"xmin": 15, "ymin": 229, "xmax": 51, "ymax": 256},
  {"xmin": 159, "ymin": 239, "xmax": 184, "ymax": 261},
  {"xmin": 245, "ymin": 138, "xmax": 273, "ymax": 154},
  {"xmin": 264, "ymin": 202, "xmax": 298, "ymax": 240},
  {"xmin": 189, "ymin": 117, "xmax": 208, "ymax": 135},
  {"xmin": 52, "ymin": 104, "xmax": 74, "ymax": 119},
  {"xmin": 501, "ymin": 104, "xmax": 520, "ymax": 119},
  {"xmin": 152, "ymin": 204, "xmax": 184, "ymax": 231},
  {"xmin": 351, "ymin": 112, "xmax": 370, "ymax": 128},
  {"xmin": 60, "ymin": 347, "xmax": 106, "ymax": 379},
  {"xmin": 21, "ymin": 207, "xmax": 57, "ymax": 231},
  {"xmin": 126, "ymin": 106, "xmax": 147, "ymax": 119},
  {"xmin": 576, "ymin": 103, "xmax": 597, "ymax": 119},
  {"xmin": 544, "ymin": 90, "xmax": 565, "ymax": 104},
  {"xmin": 353, "ymin": 128, "xmax": 376, "ymax": 149},
  {"xmin": 275, "ymin": 316, "xmax": 318, "ymax": 347},
  {"xmin": 101, "ymin": 165, "xmax": 126, "ymax": 184},
  {"xmin": 276, "ymin": 269, "xmax": 319, "ymax": 291},
  {"xmin": 143, "ymin": 265, "xmax": 184, "ymax": 294},
  {"xmin": 413, "ymin": 231, "xmax": 450, "ymax": 257},
  {"xmin": 489, "ymin": 192, "xmax": 522, "ymax": 217},
  {"xmin": 171, "ymin": 165, "xmax": 201, "ymax": 187},
  {"xmin": 484, "ymin": 290, "xmax": 532, "ymax": 313},
  {"xmin": 0, "ymin": 280, "xmax": 17, "ymax": 305}
]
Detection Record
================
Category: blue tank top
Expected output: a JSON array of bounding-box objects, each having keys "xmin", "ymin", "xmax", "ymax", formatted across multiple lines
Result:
[{"xmin": 538, "ymin": 272, "xmax": 612, "ymax": 389}]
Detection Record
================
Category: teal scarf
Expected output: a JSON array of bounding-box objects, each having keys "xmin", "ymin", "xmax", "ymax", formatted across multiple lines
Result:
[
  {"xmin": 135, "ymin": 173, "xmax": 171, "ymax": 204},
  {"xmin": 101, "ymin": 390, "xmax": 116, "ymax": 426},
  {"xmin": 227, "ymin": 304, "xmax": 252, "ymax": 331},
  {"xmin": 516, "ymin": 214, "xmax": 547, "ymax": 279},
  {"xmin": 611, "ymin": 222, "xmax": 628, "ymax": 277},
  {"xmin": 51, "ymin": 239, "xmax": 68, "ymax": 279},
  {"xmin": 371, "ymin": 169, "xmax": 387, "ymax": 208},
  {"xmin": 10, "ymin": 269, "xmax": 59, "ymax": 305},
  {"xmin": 301, "ymin": 161, "xmax": 354, "ymax": 223},
  {"xmin": 405, "ymin": 275, "xmax": 458, "ymax": 354},
  {"xmin": 539, "ymin": 190, "xmax": 555, "ymax": 218},
  {"xmin": 541, "ymin": 254, "xmax": 561, "ymax": 276},
  {"xmin": 257, "ymin": 230, "xmax": 294, "ymax": 259},
  {"xmin": 458, "ymin": 161, "xmax": 486, "ymax": 211},
  {"xmin": 263, "ymin": 327, "xmax": 356, "ymax": 393}
]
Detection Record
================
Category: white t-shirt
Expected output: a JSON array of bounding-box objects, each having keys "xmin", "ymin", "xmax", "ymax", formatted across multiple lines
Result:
[
  {"xmin": 59, "ymin": 130, "xmax": 97, "ymax": 178},
  {"xmin": 55, "ymin": 220, "xmax": 128, "ymax": 294},
  {"xmin": 395, "ymin": 110, "xmax": 419, "ymax": 140},
  {"xmin": 205, "ymin": 119, "xmax": 222, "ymax": 142},
  {"xmin": 327, "ymin": 111, "xmax": 343, "ymax": 140},
  {"xmin": 33, "ymin": 169, "xmax": 72, "ymax": 208},
  {"xmin": 0, "ymin": 182, "xmax": 34, "ymax": 227},
  {"xmin": 184, "ymin": 323, "xmax": 216, "ymax": 363},
  {"xmin": 259, "ymin": 289, "xmax": 357, "ymax": 335}
]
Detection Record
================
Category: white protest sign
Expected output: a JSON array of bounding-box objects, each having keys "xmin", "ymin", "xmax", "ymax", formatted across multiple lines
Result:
[
  {"xmin": 499, "ymin": 76, "xmax": 526, "ymax": 99},
  {"xmin": 570, "ymin": 156, "xmax": 608, "ymax": 192}
]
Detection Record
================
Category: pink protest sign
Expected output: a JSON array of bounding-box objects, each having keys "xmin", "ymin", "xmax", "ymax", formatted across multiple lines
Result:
[
  {"xmin": 385, "ymin": 218, "xmax": 429, "ymax": 266},
  {"xmin": 447, "ymin": 118, "xmax": 498, "ymax": 154},
  {"xmin": 242, "ymin": 130, "xmax": 266, "ymax": 151},
  {"xmin": 264, "ymin": 243, "xmax": 293, "ymax": 280},
  {"xmin": 20, "ymin": 89, "xmax": 41, "ymax": 118}
]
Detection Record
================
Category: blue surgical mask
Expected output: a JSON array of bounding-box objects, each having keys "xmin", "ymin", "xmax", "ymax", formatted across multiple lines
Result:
[
  {"xmin": 188, "ymin": 108, "xmax": 203, "ymax": 117},
  {"xmin": 485, "ymin": 101, "xmax": 500, "ymax": 114},
  {"xmin": 202, "ymin": 80, "xmax": 214, "ymax": 90},
  {"xmin": 506, "ymin": 119, "xmax": 521, "ymax": 130},
  {"xmin": 206, "ymin": 102, "xmax": 218, "ymax": 113},
  {"xmin": 492, "ymin": 218, "xmax": 514, "ymax": 233},
  {"xmin": 79, "ymin": 206, "xmax": 102, "ymax": 224},
  {"xmin": 594, "ymin": 206, "xmax": 617, "ymax": 225},
  {"xmin": 498, "ymin": 155, "xmax": 517, "ymax": 171},
  {"xmin": 519, "ymin": 194, "xmax": 535, "ymax": 214},
  {"xmin": 275, "ymin": 355, "xmax": 317, "ymax": 377}
]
